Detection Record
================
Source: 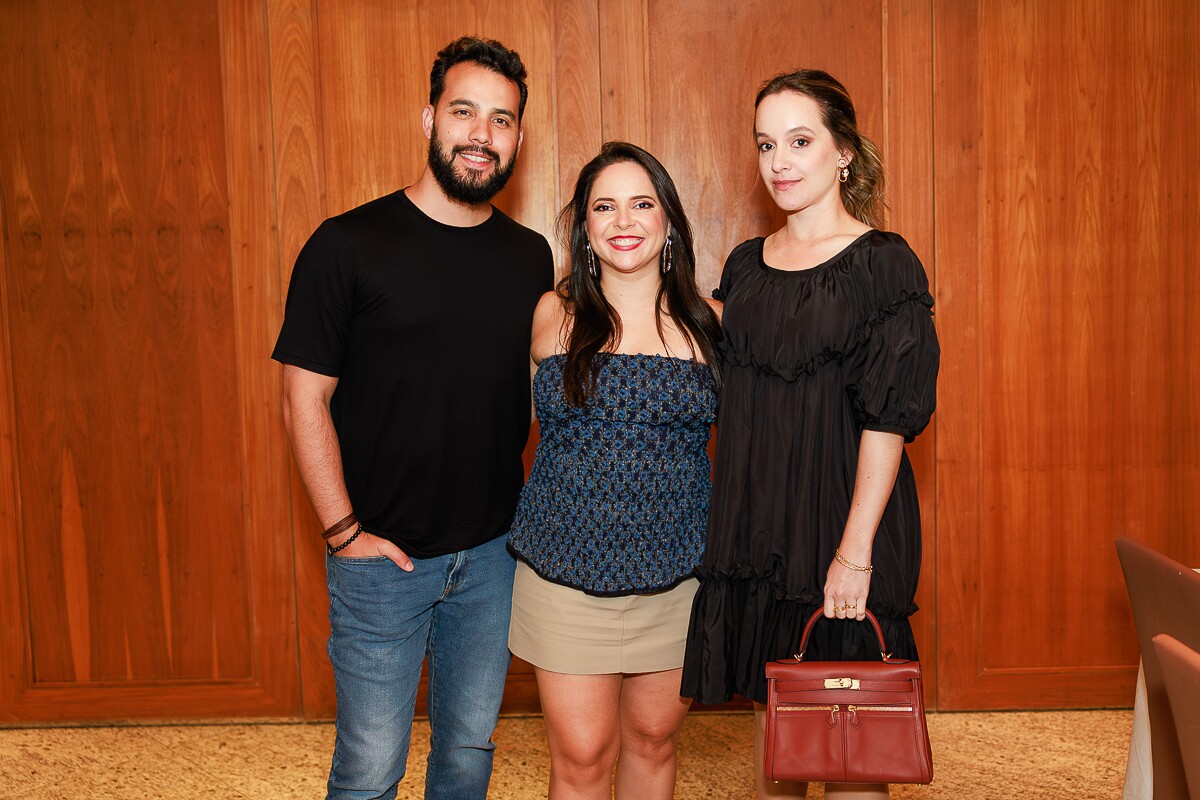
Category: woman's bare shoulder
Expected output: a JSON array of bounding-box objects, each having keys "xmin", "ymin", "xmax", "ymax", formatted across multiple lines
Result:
[{"xmin": 531, "ymin": 290, "xmax": 570, "ymax": 363}]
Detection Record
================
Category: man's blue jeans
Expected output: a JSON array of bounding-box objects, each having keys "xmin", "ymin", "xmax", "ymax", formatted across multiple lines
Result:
[{"xmin": 324, "ymin": 534, "xmax": 515, "ymax": 800}]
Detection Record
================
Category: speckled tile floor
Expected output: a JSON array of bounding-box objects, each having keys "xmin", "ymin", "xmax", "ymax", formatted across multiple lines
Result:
[{"xmin": 0, "ymin": 710, "xmax": 1132, "ymax": 799}]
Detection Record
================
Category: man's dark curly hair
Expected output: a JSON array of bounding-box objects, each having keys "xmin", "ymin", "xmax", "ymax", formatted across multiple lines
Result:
[{"xmin": 429, "ymin": 37, "xmax": 529, "ymax": 120}]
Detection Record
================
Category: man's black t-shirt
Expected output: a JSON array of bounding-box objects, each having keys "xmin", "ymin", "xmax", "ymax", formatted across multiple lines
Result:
[{"xmin": 272, "ymin": 190, "xmax": 554, "ymax": 558}]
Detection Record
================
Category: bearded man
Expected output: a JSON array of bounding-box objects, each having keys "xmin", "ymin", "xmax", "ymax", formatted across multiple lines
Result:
[{"xmin": 272, "ymin": 37, "xmax": 553, "ymax": 800}]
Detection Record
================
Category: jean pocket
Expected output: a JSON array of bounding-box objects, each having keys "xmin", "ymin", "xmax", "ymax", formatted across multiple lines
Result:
[{"xmin": 328, "ymin": 553, "xmax": 392, "ymax": 564}]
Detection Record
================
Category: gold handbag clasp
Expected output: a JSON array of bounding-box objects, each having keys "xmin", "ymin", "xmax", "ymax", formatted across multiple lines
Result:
[{"xmin": 823, "ymin": 677, "xmax": 861, "ymax": 689}]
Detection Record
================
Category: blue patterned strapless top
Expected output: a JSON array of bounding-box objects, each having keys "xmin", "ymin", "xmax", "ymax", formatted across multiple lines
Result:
[{"xmin": 507, "ymin": 352, "xmax": 718, "ymax": 595}]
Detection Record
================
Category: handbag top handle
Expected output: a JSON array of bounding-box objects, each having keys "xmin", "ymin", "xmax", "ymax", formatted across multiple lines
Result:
[{"xmin": 794, "ymin": 609, "xmax": 894, "ymax": 662}]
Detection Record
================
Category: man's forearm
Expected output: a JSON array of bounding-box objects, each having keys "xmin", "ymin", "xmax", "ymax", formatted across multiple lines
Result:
[{"xmin": 283, "ymin": 392, "xmax": 354, "ymax": 530}]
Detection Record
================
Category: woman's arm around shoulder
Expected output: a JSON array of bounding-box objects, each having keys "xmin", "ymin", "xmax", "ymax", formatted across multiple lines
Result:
[
  {"xmin": 703, "ymin": 296, "xmax": 724, "ymax": 323},
  {"xmin": 530, "ymin": 289, "xmax": 569, "ymax": 364}
]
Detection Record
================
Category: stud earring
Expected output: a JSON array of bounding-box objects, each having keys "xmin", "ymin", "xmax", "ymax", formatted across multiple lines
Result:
[
  {"xmin": 586, "ymin": 241, "xmax": 599, "ymax": 278},
  {"xmin": 837, "ymin": 158, "xmax": 850, "ymax": 183}
]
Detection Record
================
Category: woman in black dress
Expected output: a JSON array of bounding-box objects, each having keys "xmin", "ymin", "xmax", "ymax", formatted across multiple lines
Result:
[{"xmin": 681, "ymin": 70, "xmax": 939, "ymax": 799}]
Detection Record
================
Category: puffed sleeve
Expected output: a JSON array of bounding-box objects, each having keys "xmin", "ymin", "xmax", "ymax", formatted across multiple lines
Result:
[
  {"xmin": 849, "ymin": 238, "xmax": 940, "ymax": 442},
  {"xmin": 711, "ymin": 239, "xmax": 755, "ymax": 302},
  {"xmin": 270, "ymin": 218, "xmax": 356, "ymax": 377}
]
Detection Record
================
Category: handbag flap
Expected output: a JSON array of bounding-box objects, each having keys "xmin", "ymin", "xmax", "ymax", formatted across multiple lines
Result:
[
  {"xmin": 767, "ymin": 659, "xmax": 924, "ymax": 707},
  {"xmin": 766, "ymin": 658, "xmax": 921, "ymax": 682}
]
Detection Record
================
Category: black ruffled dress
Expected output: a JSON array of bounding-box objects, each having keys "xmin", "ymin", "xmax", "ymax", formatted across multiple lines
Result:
[{"xmin": 681, "ymin": 230, "xmax": 940, "ymax": 705}]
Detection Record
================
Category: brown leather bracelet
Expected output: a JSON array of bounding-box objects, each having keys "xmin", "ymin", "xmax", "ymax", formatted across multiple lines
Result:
[{"xmin": 322, "ymin": 512, "xmax": 358, "ymax": 540}]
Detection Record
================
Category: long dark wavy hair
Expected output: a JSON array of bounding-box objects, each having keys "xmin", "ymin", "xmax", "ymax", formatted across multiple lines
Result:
[
  {"xmin": 755, "ymin": 69, "xmax": 887, "ymax": 228},
  {"xmin": 556, "ymin": 142, "xmax": 721, "ymax": 407}
]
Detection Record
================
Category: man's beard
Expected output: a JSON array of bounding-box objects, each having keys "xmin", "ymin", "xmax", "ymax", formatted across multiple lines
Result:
[{"xmin": 427, "ymin": 124, "xmax": 518, "ymax": 205}]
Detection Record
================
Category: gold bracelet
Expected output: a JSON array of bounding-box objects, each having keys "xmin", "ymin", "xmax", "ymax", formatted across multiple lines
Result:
[{"xmin": 835, "ymin": 548, "xmax": 873, "ymax": 573}]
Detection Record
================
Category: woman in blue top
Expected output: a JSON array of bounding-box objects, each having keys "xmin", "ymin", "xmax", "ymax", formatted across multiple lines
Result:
[{"xmin": 508, "ymin": 142, "xmax": 722, "ymax": 800}]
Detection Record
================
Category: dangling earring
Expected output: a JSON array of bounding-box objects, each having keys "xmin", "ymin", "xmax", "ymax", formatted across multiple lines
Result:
[
  {"xmin": 837, "ymin": 157, "xmax": 850, "ymax": 183},
  {"xmin": 661, "ymin": 234, "xmax": 674, "ymax": 274},
  {"xmin": 585, "ymin": 241, "xmax": 599, "ymax": 278}
]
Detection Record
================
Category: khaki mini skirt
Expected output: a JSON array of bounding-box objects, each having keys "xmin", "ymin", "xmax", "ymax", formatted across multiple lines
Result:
[{"xmin": 509, "ymin": 560, "xmax": 699, "ymax": 674}]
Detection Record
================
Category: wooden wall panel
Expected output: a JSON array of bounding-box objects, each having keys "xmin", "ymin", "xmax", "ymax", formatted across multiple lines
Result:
[
  {"xmin": 553, "ymin": 0, "xmax": 603, "ymax": 219},
  {"xmin": 931, "ymin": 0, "xmax": 984, "ymax": 712},
  {"xmin": 883, "ymin": 0, "xmax": 937, "ymax": 706},
  {"xmin": 598, "ymin": 0, "xmax": 650, "ymax": 146},
  {"xmin": 0, "ymin": 0, "xmax": 298, "ymax": 720},
  {"xmin": 0, "ymin": 92, "xmax": 21, "ymax": 723},
  {"xmin": 266, "ymin": 0, "xmax": 338, "ymax": 720},
  {"xmin": 218, "ymin": 0, "xmax": 303, "ymax": 717},
  {"xmin": 2, "ymin": 0, "xmax": 1195, "ymax": 724},
  {"xmin": 934, "ymin": 0, "xmax": 1200, "ymax": 708}
]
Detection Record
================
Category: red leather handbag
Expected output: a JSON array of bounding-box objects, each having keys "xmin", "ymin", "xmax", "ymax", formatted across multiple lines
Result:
[{"xmin": 764, "ymin": 609, "xmax": 934, "ymax": 784}]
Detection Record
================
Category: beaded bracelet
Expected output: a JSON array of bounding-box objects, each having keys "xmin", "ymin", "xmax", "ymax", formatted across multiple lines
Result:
[
  {"xmin": 327, "ymin": 523, "xmax": 362, "ymax": 555},
  {"xmin": 322, "ymin": 511, "xmax": 358, "ymax": 540},
  {"xmin": 834, "ymin": 548, "xmax": 874, "ymax": 573}
]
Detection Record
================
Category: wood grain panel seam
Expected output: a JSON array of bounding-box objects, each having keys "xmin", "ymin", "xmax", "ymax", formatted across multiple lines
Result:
[
  {"xmin": 596, "ymin": 0, "xmax": 610, "ymax": 139},
  {"xmin": 263, "ymin": 0, "xmax": 319, "ymax": 718},
  {"xmin": 932, "ymin": 0, "xmax": 987, "ymax": 706},
  {"xmin": 638, "ymin": 0, "xmax": 650, "ymax": 146},
  {"xmin": 261, "ymin": 0, "xmax": 288, "ymax": 320},
  {"xmin": 881, "ymin": 0, "xmax": 890, "ymax": 158},
  {"xmin": 921, "ymin": 0, "xmax": 939, "ymax": 710},
  {"xmin": 217, "ymin": 0, "xmax": 302, "ymax": 716},
  {"xmin": 0, "ymin": 161, "xmax": 34, "ymax": 709},
  {"xmin": 887, "ymin": 0, "xmax": 938, "ymax": 709},
  {"xmin": 549, "ymin": 4, "xmax": 561, "ymax": 225}
]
